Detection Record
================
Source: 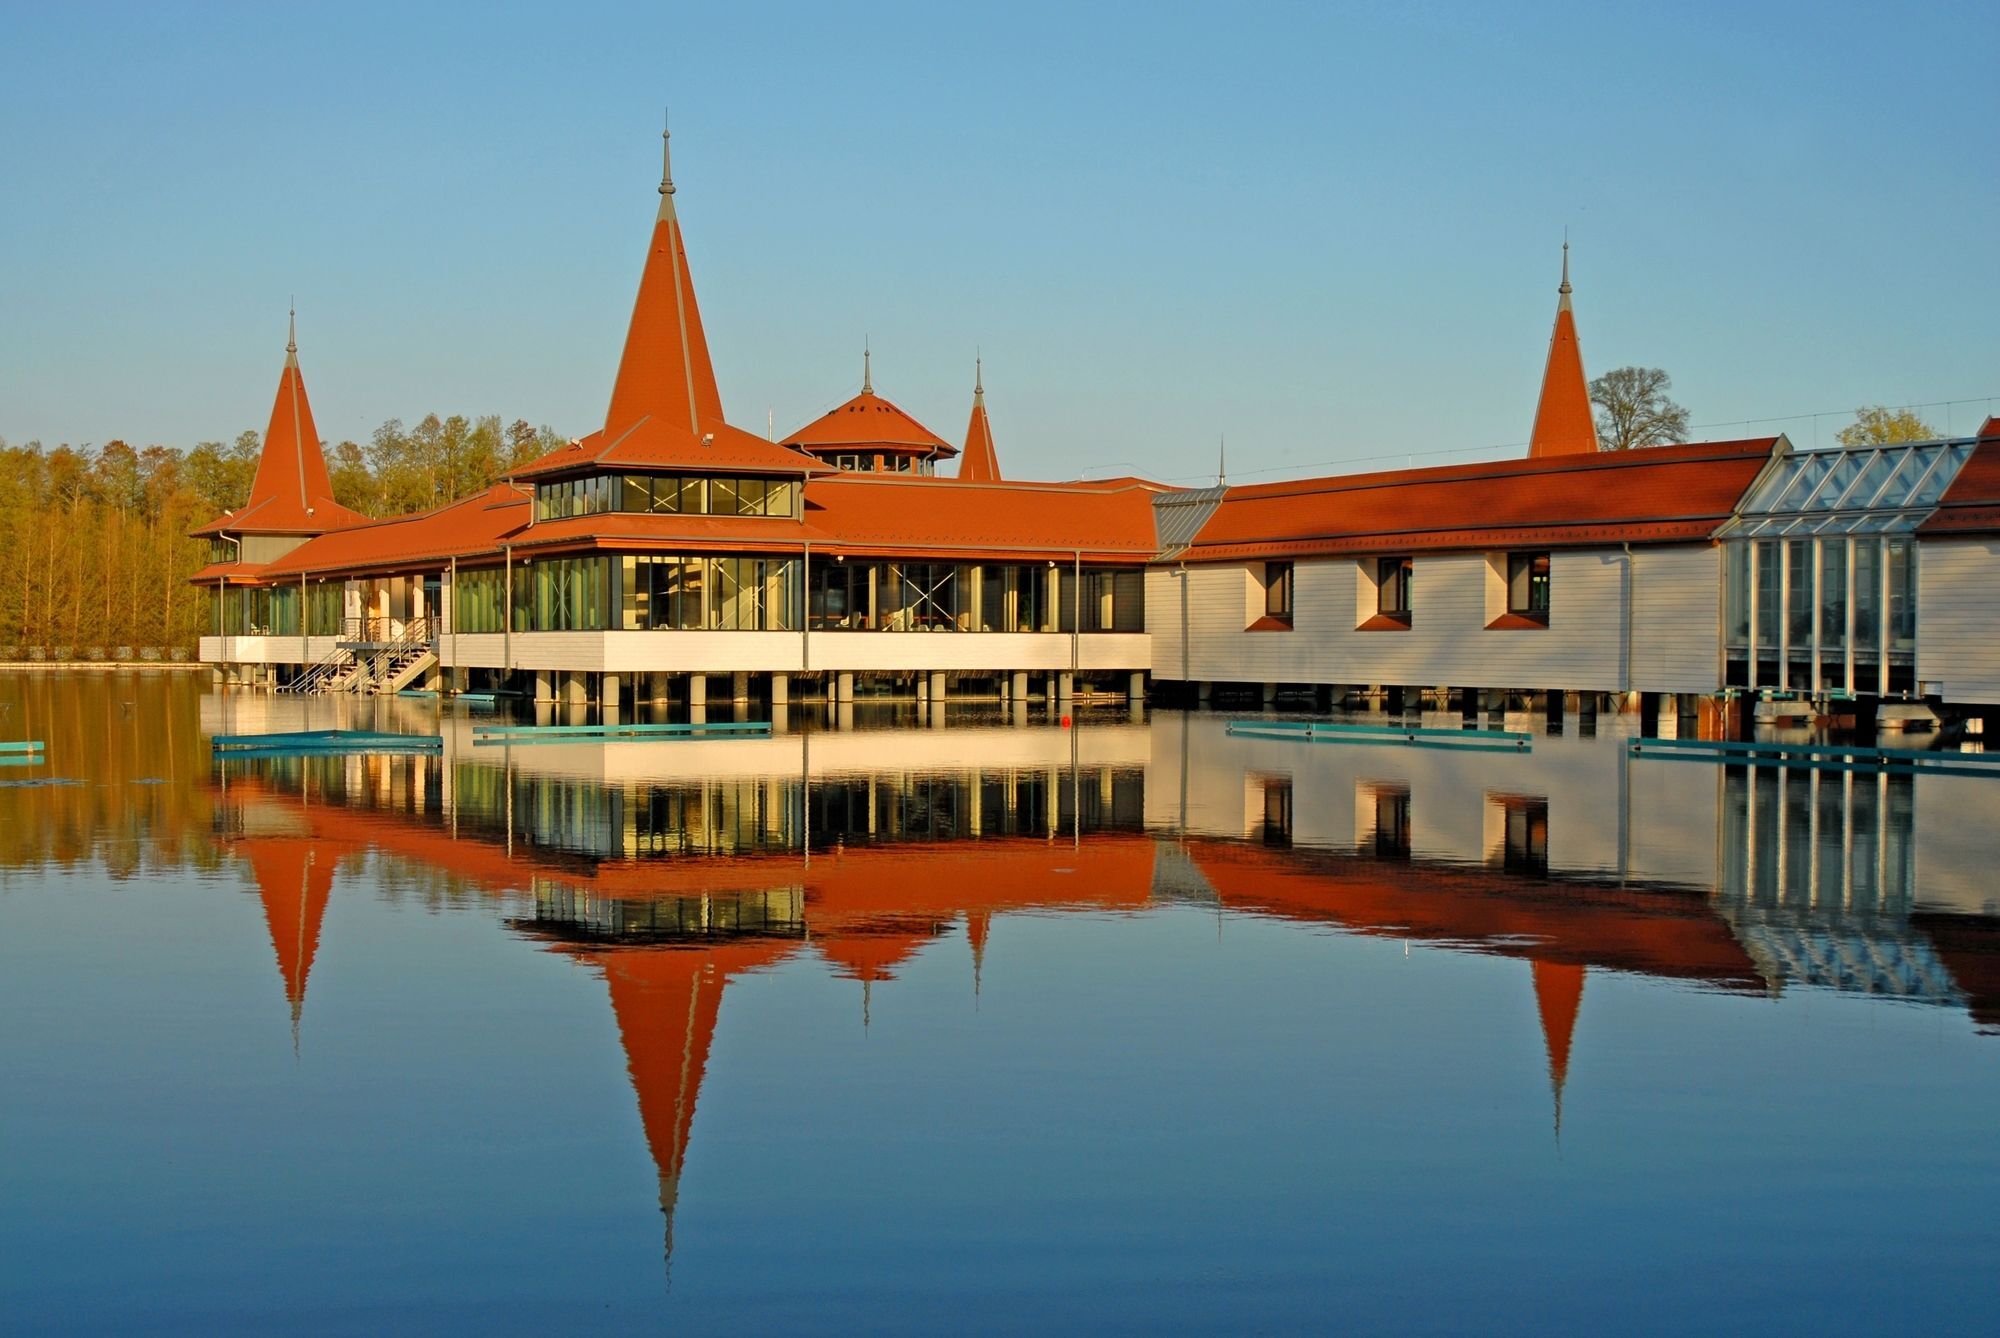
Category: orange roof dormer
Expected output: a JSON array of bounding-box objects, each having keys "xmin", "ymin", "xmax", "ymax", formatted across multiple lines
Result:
[
  {"xmin": 194, "ymin": 312, "xmax": 366, "ymax": 537},
  {"xmin": 1527, "ymin": 242, "xmax": 1599, "ymax": 459},
  {"xmin": 957, "ymin": 358, "xmax": 1002, "ymax": 482},
  {"xmin": 781, "ymin": 346, "xmax": 956, "ymax": 471}
]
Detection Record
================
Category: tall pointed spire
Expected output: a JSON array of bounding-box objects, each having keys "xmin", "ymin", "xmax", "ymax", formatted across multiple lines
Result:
[
  {"xmin": 862, "ymin": 340, "xmax": 873, "ymax": 395},
  {"xmin": 957, "ymin": 356, "xmax": 1002, "ymax": 482},
  {"xmin": 605, "ymin": 122, "xmax": 725, "ymax": 438},
  {"xmin": 1531, "ymin": 960, "xmax": 1586, "ymax": 1140},
  {"xmin": 195, "ymin": 312, "xmax": 364, "ymax": 536},
  {"xmin": 1528, "ymin": 240, "xmax": 1599, "ymax": 457}
]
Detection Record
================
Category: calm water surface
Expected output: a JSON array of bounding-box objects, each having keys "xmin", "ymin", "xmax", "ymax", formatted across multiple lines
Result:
[{"xmin": 2, "ymin": 675, "xmax": 1996, "ymax": 1334}]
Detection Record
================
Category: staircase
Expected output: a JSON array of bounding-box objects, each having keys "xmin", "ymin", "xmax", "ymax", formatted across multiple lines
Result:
[
  {"xmin": 281, "ymin": 645, "xmax": 358, "ymax": 694},
  {"xmin": 286, "ymin": 617, "xmax": 437, "ymax": 695}
]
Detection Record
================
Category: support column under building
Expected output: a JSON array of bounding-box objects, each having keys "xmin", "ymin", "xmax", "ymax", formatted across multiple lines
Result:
[
  {"xmin": 731, "ymin": 671, "xmax": 750, "ymax": 704},
  {"xmin": 1011, "ymin": 670, "xmax": 1029, "ymax": 704},
  {"xmin": 835, "ymin": 670, "xmax": 854, "ymax": 703}
]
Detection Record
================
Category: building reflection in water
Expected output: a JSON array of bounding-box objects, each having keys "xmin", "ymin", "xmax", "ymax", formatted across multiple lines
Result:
[{"xmin": 206, "ymin": 716, "xmax": 2000, "ymax": 1272}]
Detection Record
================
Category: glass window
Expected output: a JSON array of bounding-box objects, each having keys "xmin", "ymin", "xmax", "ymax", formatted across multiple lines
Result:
[
  {"xmin": 620, "ymin": 476, "xmax": 651, "ymax": 513},
  {"xmin": 1818, "ymin": 539, "xmax": 1847, "ymax": 651},
  {"xmin": 1378, "ymin": 556, "xmax": 1412, "ymax": 617},
  {"xmin": 1265, "ymin": 562, "xmax": 1294, "ymax": 621},
  {"xmin": 1786, "ymin": 541, "xmax": 1814, "ymax": 651},
  {"xmin": 1754, "ymin": 541, "xmax": 1780, "ymax": 650},
  {"xmin": 1887, "ymin": 538, "xmax": 1916, "ymax": 650},
  {"xmin": 1506, "ymin": 553, "xmax": 1550, "ymax": 618},
  {"xmin": 1853, "ymin": 538, "xmax": 1881, "ymax": 653},
  {"xmin": 1725, "ymin": 542, "xmax": 1750, "ymax": 648},
  {"xmin": 453, "ymin": 569, "xmax": 505, "ymax": 633}
]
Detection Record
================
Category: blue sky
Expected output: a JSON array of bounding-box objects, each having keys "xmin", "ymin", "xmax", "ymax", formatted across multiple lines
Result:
[{"xmin": 2, "ymin": 0, "xmax": 1994, "ymax": 483}]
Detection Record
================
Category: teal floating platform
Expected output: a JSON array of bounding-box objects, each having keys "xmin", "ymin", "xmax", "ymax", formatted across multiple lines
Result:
[
  {"xmin": 1226, "ymin": 719, "xmax": 1531, "ymax": 752},
  {"xmin": 1628, "ymin": 736, "xmax": 2000, "ymax": 779},
  {"xmin": 211, "ymin": 730, "xmax": 443, "ymax": 755},
  {"xmin": 472, "ymin": 721, "xmax": 773, "ymax": 745},
  {"xmin": 0, "ymin": 740, "xmax": 45, "ymax": 754}
]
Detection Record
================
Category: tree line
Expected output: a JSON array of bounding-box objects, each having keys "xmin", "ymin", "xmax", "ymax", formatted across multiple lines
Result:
[
  {"xmin": 0, "ymin": 415, "xmax": 565, "ymax": 658},
  {"xmin": 0, "ymin": 385, "xmax": 1950, "ymax": 660}
]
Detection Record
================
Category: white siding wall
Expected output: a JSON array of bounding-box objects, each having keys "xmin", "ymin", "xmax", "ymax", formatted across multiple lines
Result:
[
  {"xmin": 1628, "ymin": 545, "xmax": 1723, "ymax": 694},
  {"xmin": 1152, "ymin": 545, "xmax": 1723, "ymax": 694},
  {"xmin": 1917, "ymin": 538, "xmax": 2000, "ymax": 704},
  {"xmin": 200, "ymin": 634, "xmax": 340, "ymax": 667}
]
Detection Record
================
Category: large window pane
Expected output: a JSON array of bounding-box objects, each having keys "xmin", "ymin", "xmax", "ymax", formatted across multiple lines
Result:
[
  {"xmin": 1786, "ymin": 541, "xmax": 1813, "ymax": 651},
  {"xmin": 1819, "ymin": 539, "xmax": 1847, "ymax": 651},
  {"xmin": 1887, "ymin": 538, "xmax": 1916, "ymax": 650},
  {"xmin": 1853, "ymin": 539, "xmax": 1881, "ymax": 653}
]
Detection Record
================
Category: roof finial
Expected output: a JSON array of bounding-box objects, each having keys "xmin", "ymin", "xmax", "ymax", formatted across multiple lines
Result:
[
  {"xmin": 659, "ymin": 109, "xmax": 675, "ymax": 197},
  {"xmin": 862, "ymin": 338, "xmax": 872, "ymax": 394},
  {"xmin": 1218, "ymin": 434, "xmax": 1227, "ymax": 487},
  {"xmin": 287, "ymin": 299, "xmax": 296, "ymax": 355},
  {"xmin": 974, "ymin": 351, "xmax": 983, "ymax": 400},
  {"xmin": 1558, "ymin": 232, "xmax": 1572, "ymax": 309}
]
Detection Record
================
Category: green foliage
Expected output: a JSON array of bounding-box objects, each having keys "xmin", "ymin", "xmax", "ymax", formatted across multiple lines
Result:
[
  {"xmin": 0, "ymin": 410, "xmax": 567, "ymax": 656},
  {"xmin": 1836, "ymin": 405, "xmax": 1939, "ymax": 447}
]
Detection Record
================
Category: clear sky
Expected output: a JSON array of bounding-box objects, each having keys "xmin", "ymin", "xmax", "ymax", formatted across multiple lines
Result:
[{"xmin": 2, "ymin": 0, "xmax": 1994, "ymax": 484}]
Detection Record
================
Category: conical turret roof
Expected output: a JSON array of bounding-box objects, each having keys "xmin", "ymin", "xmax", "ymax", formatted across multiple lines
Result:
[
  {"xmin": 1527, "ymin": 243, "xmax": 1599, "ymax": 458},
  {"xmin": 957, "ymin": 359, "xmax": 1001, "ymax": 482},
  {"xmin": 194, "ymin": 314, "xmax": 366, "ymax": 536}
]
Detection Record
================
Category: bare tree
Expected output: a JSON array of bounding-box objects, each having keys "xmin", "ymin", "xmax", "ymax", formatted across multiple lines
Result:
[{"xmin": 1589, "ymin": 366, "xmax": 1691, "ymax": 451}]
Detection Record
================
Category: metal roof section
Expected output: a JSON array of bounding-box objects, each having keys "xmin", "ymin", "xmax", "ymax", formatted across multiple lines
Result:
[
  {"xmin": 1151, "ymin": 484, "xmax": 1227, "ymax": 559},
  {"xmin": 1720, "ymin": 437, "xmax": 1979, "ymax": 539}
]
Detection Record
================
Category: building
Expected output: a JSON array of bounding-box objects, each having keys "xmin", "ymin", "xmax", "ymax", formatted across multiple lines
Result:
[
  {"xmin": 192, "ymin": 132, "xmax": 2000, "ymax": 717},
  {"xmin": 193, "ymin": 129, "xmax": 1157, "ymax": 709}
]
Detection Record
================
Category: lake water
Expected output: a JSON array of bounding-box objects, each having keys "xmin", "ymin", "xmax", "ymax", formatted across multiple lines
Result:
[{"xmin": 2, "ymin": 674, "xmax": 1996, "ymax": 1334}]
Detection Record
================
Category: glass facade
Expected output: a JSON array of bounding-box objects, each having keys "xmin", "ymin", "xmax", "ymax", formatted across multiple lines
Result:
[
  {"xmin": 489, "ymin": 555, "xmax": 1140, "ymax": 634},
  {"xmin": 1719, "ymin": 437, "xmax": 1971, "ymax": 695},
  {"xmin": 454, "ymin": 568, "xmax": 506, "ymax": 633},
  {"xmin": 807, "ymin": 561, "xmax": 1138, "ymax": 633},
  {"xmin": 533, "ymin": 473, "xmax": 802, "ymax": 522}
]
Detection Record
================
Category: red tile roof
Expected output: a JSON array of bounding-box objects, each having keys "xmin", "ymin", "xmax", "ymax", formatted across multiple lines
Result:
[
  {"xmin": 193, "ymin": 326, "xmax": 367, "ymax": 537},
  {"xmin": 509, "ymin": 509, "xmax": 818, "ymax": 555},
  {"xmin": 1180, "ymin": 437, "xmax": 1783, "ymax": 562},
  {"xmin": 258, "ymin": 484, "xmax": 532, "ymax": 578},
  {"xmin": 189, "ymin": 561, "xmax": 271, "ymax": 586},
  {"xmin": 509, "ymin": 418, "xmax": 828, "ymax": 481},
  {"xmin": 1918, "ymin": 440, "xmax": 2000, "ymax": 536},
  {"xmin": 783, "ymin": 390, "xmax": 954, "ymax": 457},
  {"xmin": 802, "ymin": 474, "xmax": 1164, "ymax": 560}
]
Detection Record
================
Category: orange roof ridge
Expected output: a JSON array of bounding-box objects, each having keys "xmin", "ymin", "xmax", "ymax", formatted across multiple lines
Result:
[
  {"xmin": 195, "ymin": 313, "xmax": 366, "ymax": 536},
  {"xmin": 1527, "ymin": 242, "xmax": 1600, "ymax": 458},
  {"xmin": 603, "ymin": 123, "xmax": 726, "ymax": 440},
  {"xmin": 1222, "ymin": 436, "xmax": 1783, "ymax": 502},
  {"xmin": 957, "ymin": 357, "xmax": 1002, "ymax": 482}
]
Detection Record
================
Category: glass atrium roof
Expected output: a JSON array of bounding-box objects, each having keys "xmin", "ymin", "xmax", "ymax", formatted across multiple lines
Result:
[{"xmin": 1720, "ymin": 439, "xmax": 1976, "ymax": 538}]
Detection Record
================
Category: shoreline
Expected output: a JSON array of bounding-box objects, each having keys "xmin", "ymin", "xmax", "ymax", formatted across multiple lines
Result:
[{"xmin": 0, "ymin": 663, "xmax": 206, "ymax": 672}]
